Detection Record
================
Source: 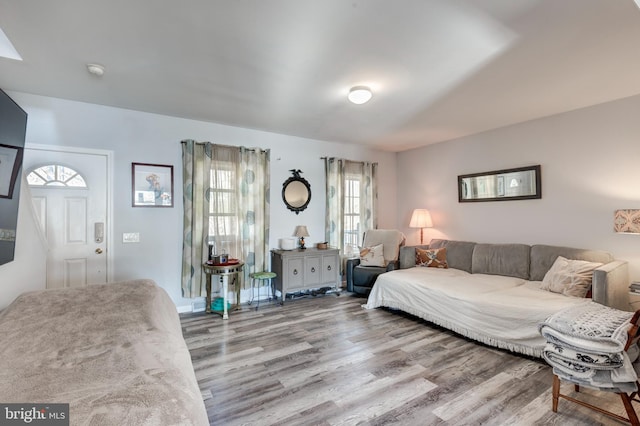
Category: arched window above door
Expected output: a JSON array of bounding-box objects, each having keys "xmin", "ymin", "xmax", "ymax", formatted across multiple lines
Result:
[{"xmin": 26, "ymin": 165, "xmax": 87, "ymax": 188}]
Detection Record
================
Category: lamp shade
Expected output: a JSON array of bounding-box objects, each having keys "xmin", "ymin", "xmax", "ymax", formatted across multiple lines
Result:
[
  {"xmin": 294, "ymin": 225, "xmax": 310, "ymax": 237},
  {"xmin": 409, "ymin": 209, "xmax": 433, "ymax": 228}
]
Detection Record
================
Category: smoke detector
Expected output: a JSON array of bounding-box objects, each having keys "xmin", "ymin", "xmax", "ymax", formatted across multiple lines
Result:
[{"xmin": 86, "ymin": 63, "xmax": 105, "ymax": 77}]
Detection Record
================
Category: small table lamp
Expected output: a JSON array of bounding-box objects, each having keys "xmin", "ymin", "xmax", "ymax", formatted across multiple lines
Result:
[
  {"xmin": 409, "ymin": 209, "xmax": 433, "ymax": 245},
  {"xmin": 294, "ymin": 225, "xmax": 310, "ymax": 249}
]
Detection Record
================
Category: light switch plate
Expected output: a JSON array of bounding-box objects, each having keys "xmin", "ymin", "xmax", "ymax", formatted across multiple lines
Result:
[{"xmin": 123, "ymin": 232, "xmax": 140, "ymax": 243}]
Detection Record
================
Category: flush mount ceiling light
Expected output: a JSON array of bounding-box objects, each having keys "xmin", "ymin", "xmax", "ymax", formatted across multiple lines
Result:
[
  {"xmin": 86, "ymin": 63, "xmax": 105, "ymax": 77},
  {"xmin": 348, "ymin": 86, "xmax": 373, "ymax": 104}
]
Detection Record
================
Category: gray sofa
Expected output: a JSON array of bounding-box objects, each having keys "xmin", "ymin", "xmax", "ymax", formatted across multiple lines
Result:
[
  {"xmin": 398, "ymin": 239, "xmax": 629, "ymax": 310},
  {"xmin": 363, "ymin": 239, "xmax": 630, "ymax": 356}
]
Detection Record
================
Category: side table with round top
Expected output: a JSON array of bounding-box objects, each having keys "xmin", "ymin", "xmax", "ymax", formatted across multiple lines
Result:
[{"xmin": 203, "ymin": 260, "xmax": 244, "ymax": 319}]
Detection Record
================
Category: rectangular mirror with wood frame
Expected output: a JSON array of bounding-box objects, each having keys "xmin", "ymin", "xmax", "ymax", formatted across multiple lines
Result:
[{"xmin": 458, "ymin": 165, "xmax": 541, "ymax": 202}]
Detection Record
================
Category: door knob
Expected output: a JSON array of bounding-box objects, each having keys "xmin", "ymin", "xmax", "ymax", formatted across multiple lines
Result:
[{"xmin": 95, "ymin": 248, "xmax": 103, "ymax": 254}]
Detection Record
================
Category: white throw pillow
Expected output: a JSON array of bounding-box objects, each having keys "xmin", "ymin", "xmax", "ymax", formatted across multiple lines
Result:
[
  {"xmin": 540, "ymin": 256, "xmax": 603, "ymax": 298},
  {"xmin": 359, "ymin": 244, "xmax": 386, "ymax": 267}
]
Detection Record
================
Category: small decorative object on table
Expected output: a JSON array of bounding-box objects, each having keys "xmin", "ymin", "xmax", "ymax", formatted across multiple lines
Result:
[
  {"xmin": 316, "ymin": 242, "xmax": 328, "ymax": 249},
  {"xmin": 295, "ymin": 225, "xmax": 309, "ymax": 250}
]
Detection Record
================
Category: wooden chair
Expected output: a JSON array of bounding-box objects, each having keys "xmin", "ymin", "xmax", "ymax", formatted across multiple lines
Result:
[{"xmin": 552, "ymin": 310, "xmax": 640, "ymax": 425}]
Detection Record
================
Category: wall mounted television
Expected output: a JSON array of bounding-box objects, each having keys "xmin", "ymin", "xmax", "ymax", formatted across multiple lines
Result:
[{"xmin": 0, "ymin": 89, "xmax": 27, "ymax": 265}]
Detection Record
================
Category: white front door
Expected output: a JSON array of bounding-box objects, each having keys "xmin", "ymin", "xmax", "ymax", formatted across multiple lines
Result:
[{"xmin": 23, "ymin": 147, "xmax": 110, "ymax": 288}]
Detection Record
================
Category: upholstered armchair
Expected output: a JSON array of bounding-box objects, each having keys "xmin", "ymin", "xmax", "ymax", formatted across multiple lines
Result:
[{"xmin": 346, "ymin": 229, "xmax": 406, "ymax": 295}]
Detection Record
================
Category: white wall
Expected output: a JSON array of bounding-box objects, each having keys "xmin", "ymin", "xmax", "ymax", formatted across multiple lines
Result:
[
  {"xmin": 0, "ymin": 177, "xmax": 47, "ymax": 309},
  {"xmin": 5, "ymin": 92, "xmax": 397, "ymax": 311},
  {"xmin": 397, "ymin": 94, "xmax": 640, "ymax": 281}
]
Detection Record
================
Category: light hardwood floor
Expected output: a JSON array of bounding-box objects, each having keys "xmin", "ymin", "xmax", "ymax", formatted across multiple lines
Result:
[{"xmin": 180, "ymin": 293, "xmax": 631, "ymax": 425}]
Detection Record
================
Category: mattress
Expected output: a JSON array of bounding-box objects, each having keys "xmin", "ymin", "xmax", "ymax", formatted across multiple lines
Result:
[{"xmin": 363, "ymin": 267, "xmax": 591, "ymax": 357}]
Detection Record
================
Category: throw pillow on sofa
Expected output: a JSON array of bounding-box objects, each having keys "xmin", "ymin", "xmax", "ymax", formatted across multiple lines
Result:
[
  {"xmin": 540, "ymin": 256, "xmax": 603, "ymax": 298},
  {"xmin": 416, "ymin": 247, "xmax": 448, "ymax": 268},
  {"xmin": 360, "ymin": 244, "xmax": 386, "ymax": 267}
]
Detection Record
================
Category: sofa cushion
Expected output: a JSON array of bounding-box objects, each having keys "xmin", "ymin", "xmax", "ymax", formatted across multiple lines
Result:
[
  {"xmin": 530, "ymin": 245, "xmax": 614, "ymax": 282},
  {"xmin": 429, "ymin": 239, "xmax": 476, "ymax": 273},
  {"xmin": 472, "ymin": 243, "xmax": 530, "ymax": 280},
  {"xmin": 540, "ymin": 256, "xmax": 603, "ymax": 298},
  {"xmin": 360, "ymin": 243, "xmax": 385, "ymax": 267},
  {"xmin": 416, "ymin": 247, "xmax": 448, "ymax": 268}
]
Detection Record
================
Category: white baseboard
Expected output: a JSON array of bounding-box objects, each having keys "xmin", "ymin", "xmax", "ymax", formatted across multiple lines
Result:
[{"xmin": 176, "ymin": 305, "xmax": 193, "ymax": 314}]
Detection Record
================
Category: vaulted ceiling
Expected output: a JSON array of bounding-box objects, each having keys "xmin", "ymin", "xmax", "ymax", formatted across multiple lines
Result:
[{"xmin": 1, "ymin": 0, "xmax": 639, "ymax": 152}]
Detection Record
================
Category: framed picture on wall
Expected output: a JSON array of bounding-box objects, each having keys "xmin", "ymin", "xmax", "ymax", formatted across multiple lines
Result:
[
  {"xmin": 0, "ymin": 144, "xmax": 24, "ymax": 199},
  {"xmin": 131, "ymin": 162, "xmax": 174, "ymax": 207}
]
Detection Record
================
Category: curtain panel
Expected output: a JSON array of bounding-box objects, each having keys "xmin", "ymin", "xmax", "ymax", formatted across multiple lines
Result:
[
  {"xmin": 324, "ymin": 157, "xmax": 378, "ymax": 255},
  {"xmin": 181, "ymin": 140, "xmax": 270, "ymax": 299}
]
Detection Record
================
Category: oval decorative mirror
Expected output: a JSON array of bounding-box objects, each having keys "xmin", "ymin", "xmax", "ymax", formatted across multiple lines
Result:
[{"xmin": 282, "ymin": 169, "xmax": 311, "ymax": 215}]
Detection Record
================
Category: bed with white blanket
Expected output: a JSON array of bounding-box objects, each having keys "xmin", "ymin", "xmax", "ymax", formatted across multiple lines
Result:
[
  {"xmin": 363, "ymin": 239, "xmax": 629, "ymax": 357},
  {"xmin": 0, "ymin": 280, "xmax": 208, "ymax": 425}
]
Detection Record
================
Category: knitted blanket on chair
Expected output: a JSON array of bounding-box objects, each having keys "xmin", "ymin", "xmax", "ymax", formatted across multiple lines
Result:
[{"xmin": 539, "ymin": 302, "xmax": 638, "ymax": 393}]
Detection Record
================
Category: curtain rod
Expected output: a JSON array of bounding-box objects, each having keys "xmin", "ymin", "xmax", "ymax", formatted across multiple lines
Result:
[
  {"xmin": 180, "ymin": 140, "xmax": 267, "ymax": 152},
  {"xmin": 320, "ymin": 156, "xmax": 378, "ymax": 164}
]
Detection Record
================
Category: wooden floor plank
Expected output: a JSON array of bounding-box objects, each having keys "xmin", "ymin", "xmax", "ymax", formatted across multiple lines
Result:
[{"xmin": 181, "ymin": 294, "xmax": 632, "ymax": 425}]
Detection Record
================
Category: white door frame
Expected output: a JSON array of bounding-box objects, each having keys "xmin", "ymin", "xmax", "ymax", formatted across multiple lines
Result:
[{"xmin": 24, "ymin": 143, "xmax": 115, "ymax": 283}]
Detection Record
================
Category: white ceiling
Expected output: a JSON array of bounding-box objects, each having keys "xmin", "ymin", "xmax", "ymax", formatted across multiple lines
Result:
[{"xmin": 1, "ymin": 0, "xmax": 639, "ymax": 152}]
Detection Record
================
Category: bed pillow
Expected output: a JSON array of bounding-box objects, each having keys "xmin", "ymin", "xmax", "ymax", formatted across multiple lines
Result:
[
  {"xmin": 416, "ymin": 247, "xmax": 448, "ymax": 269},
  {"xmin": 540, "ymin": 256, "xmax": 603, "ymax": 298},
  {"xmin": 360, "ymin": 244, "xmax": 386, "ymax": 267}
]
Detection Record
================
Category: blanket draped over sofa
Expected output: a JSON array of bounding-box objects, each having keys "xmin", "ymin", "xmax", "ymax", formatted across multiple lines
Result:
[
  {"xmin": 363, "ymin": 239, "xmax": 629, "ymax": 357},
  {"xmin": 539, "ymin": 302, "xmax": 639, "ymax": 393},
  {"xmin": 0, "ymin": 280, "xmax": 208, "ymax": 426}
]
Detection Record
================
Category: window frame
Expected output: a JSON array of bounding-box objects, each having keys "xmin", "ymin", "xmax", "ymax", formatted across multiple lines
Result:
[
  {"xmin": 208, "ymin": 162, "xmax": 239, "ymax": 257},
  {"xmin": 343, "ymin": 175, "xmax": 361, "ymax": 249}
]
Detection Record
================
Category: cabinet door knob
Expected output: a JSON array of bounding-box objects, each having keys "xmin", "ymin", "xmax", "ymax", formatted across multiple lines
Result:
[
  {"xmin": 311, "ymin": 267, "xmax": 316, "ymax": 273},
  {"xmin": 327, "ymin": 265, "xmax": 331, "ymax": 271},
  {"xmin": 293, "ymin": 269, "xmax": 298, "ymax": 275}
]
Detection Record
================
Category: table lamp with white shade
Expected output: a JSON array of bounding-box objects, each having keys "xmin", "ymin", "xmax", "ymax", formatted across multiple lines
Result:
[
  {"xmin": 409, "ymin": 209, "xmax": 433, "ymax": 245},
  {"xmin": 294, "ymin": 225, "xmax": 310, "ymax": 249}
]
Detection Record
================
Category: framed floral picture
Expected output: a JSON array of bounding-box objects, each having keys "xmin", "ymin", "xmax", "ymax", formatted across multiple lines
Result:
[
  {"xmin": 0, "ymin": 143, "xmax": 24, "ymax": 199},
  {"xmin": 131, "ymin": 162, "xmax": 174, "ymax": 207}
]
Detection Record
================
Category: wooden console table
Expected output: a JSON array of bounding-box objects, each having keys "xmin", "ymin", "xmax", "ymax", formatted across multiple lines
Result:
[{"xmin": 203, "ymin": 261, "xmax": 244, "ymax": 319}]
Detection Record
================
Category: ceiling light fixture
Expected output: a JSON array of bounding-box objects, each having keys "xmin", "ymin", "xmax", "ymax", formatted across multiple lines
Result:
[
  {"xmin": 348, "ymin": 86, "xmax": 373, "ymax": 104},
  {"xmin": 86, "ymin": 63, "xmax": 105, "ymax": 77}
]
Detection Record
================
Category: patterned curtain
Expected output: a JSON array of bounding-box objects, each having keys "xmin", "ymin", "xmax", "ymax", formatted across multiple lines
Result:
[
  {"xmin": 181, "ymin": 140, "xmax": 270, "ymax": 299},
  {"xmin": 237, "ymin": 146, "xmax": 271, "ymax": 280},
  {"xmin": 181, "ymin": 140, "xmax": 212, "ymax": 298},
  {"xmin": 324, "ymin": 157, "xmax": 378, "ymax": 255}
]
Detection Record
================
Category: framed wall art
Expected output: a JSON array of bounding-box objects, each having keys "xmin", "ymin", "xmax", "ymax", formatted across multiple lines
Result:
[
  {"xmin": 0, "ymin": 143, "xmax": 24, "ymax": 199},
  {"xmin": 131, "ymin": 162, "xmax": 174, "ymax": 207}
]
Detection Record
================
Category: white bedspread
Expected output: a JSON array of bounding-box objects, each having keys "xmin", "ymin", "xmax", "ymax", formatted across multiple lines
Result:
[{"xmin": 362, "ymin": 267, "xmax": 591, "ymax": 357}]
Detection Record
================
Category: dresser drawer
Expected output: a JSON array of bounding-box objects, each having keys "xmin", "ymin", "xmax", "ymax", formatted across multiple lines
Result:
[
  {"xmin": 305, "ymin": 256, "xmax": 321, "ymax": 285},
  {"xmin": 286, "ymin": 257, "xmax": 304, "ymax": 288}
]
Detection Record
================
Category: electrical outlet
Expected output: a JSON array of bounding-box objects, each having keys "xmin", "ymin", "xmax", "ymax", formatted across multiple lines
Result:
[{"xmin": 122, "ymin": 232, "xmax": 140, "ymax": 243}]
